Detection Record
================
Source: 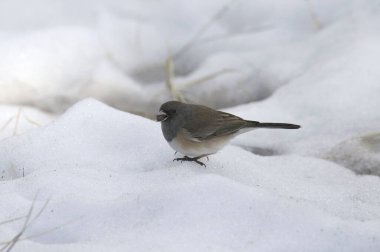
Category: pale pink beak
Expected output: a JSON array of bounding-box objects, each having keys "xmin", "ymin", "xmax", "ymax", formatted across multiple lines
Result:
[{"xmin": 156, "ymin": 111, "xmax": 168, "ymax": 122}]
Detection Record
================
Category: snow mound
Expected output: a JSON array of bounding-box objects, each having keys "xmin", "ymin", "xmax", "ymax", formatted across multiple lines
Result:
[
  {"xmin": 327, "ymin": 133, "xmax": 380, "ymax": 176},
  {"xmin": 0, "ymin": 98, "xmax": 166, "ymax": 180},
  {"xmin": 2, "ymin": 0, "xmax": 379, "ymax": 117},
  {"xmin": 0, "ymin": 99, "xmax": 380, "ymax": 252}
]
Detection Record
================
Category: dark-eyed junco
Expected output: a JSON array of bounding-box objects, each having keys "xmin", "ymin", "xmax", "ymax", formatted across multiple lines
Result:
[{"xmin": 157, "ymin": 101, "xmax": 300, "ymax": 166}]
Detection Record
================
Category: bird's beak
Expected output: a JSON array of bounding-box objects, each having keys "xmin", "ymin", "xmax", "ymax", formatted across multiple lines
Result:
[{"xmin": 156, "ymin": 111, "xmax": 168, "ymax": 122}]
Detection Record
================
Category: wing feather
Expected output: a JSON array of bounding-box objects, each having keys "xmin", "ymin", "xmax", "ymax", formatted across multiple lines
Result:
[{"xmin": 182, "ymin": 105, "xmax": 247, "ymax": 140}]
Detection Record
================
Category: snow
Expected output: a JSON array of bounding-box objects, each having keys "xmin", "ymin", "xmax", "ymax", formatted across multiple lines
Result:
[
  {"xmin": 1, "ymin": 99, "xmax": 380, "ymax": 252},
  {"xmin": 0, "ymin": 105, "xmax": 54, "ymax": 141},
  {"xmin": 1, "ymin": 0, "xmax": 380, "ymax": 251}
]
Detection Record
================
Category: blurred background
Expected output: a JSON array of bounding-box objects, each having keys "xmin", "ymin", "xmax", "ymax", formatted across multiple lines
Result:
[
  {"xmin": 0, "ymin": 0, "xmax": 380, "ymax": 162},
  {"xmin": 0, "ymin": 0, "xmax": 355, "ymax": 114}
]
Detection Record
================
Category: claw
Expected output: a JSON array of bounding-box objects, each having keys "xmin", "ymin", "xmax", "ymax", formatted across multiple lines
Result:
[{"xmin": 173, "ymin": 155, "xmax": 207, "ymax": 167}]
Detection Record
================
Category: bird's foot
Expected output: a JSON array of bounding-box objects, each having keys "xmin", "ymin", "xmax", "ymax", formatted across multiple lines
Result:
[{"xmin": 173, "ymin": 155, "xmax": 207, "ymax": 167}]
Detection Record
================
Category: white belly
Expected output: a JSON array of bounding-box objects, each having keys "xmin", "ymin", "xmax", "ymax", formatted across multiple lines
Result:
[{"xmin": 168, "ymin": 133, "xmax": 233, "ymax": 157}]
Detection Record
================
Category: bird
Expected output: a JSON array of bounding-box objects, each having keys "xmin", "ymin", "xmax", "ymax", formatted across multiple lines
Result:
[{"xmin": 157, "ymin": 101, "xmax": 300, "ymax": 166}]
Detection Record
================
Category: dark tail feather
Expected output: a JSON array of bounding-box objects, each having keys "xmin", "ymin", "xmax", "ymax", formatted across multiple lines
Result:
[{"xmin": 247, "ymin": 121, "xmax": 301, "ymax": 129}]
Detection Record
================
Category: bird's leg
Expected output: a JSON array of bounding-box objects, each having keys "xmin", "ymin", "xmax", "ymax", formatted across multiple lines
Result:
[{"xmin": 173, "ymin": 155, "xmax": 208, "ymax": 167}]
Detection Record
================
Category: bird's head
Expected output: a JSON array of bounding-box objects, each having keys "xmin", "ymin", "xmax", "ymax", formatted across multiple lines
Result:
[{"xmin": 156, "ymin": 101, "xmax": 184, "ymax": 122}]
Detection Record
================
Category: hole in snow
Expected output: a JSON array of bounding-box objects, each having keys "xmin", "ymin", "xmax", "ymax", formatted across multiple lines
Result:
[
  {"xmin": 236, "ymin": 145, "xmax": 279, "ymax": 156},
  {"xmin": 325, "ymin": 133, "xmax": 380, "ymax": 177}
]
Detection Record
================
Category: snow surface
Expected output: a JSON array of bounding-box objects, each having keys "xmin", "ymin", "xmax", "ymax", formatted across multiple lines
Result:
[
  {"xmin": 1, "ymin": 0, "xmax": 380, "ymax": 251},
  {"xmin": 1, "ymin": 99, "xmax": 380, "ymax": 252}
]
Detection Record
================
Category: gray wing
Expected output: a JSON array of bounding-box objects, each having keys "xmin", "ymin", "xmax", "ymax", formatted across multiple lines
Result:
[{"xmin": 182, "ymin": 105, "xmax": 248, "ymax": 140}]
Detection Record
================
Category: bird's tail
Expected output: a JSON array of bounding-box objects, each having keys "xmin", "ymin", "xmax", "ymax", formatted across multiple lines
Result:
[{"xmin": 247, "ymin": 121, "xmax": 301, "ymax": 129}]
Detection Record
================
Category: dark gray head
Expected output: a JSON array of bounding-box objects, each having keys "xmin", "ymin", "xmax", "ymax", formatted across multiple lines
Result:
[
  {"xmin": 157, "ymin": 101, "xmax": 191, "ymax": 141},
  {"xmin": 156, "ymin": 101, "xmax": 183, "ymax": 122}
]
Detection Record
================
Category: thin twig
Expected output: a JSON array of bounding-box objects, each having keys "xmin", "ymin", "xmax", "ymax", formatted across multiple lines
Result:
[
  {"xmin": 27, "ymin": 199, "xmax": 50, "ymax": 228},
  {"xmin": 165, "ymin": 57, "xmax": 175, "ymax": 92},
  {"xmin": 0, "ymin": 195, "xmax": 37, "ymax": 252},
  {"xmin": 0, "ymin": 117, "xmax": 15, "ymax": 134},
  {"xmin": 22, "ymin": 114, "xmax": 41, "ymax": 127},
  {"xmin": 0, "ymin": 194, "xmax": 76, "ymax": 252},
  {"xmin": 12, "ymin": 108, "xmax": 22, "ymax": 136},
  {"xmin": 19, "ymin": 217, "xmax": 79, "ymax": 241},
  {"xmin": 1, "ymin": 107, "xmax": 42, "ymax": 140},
  {"xmin": 305, "ymin": 0, "xmax": 322, "ymax": 30},
  {"xmin": 173, "ymin": 0, "xmax": 234, "ymax": 59},
  {"xmin": 181, "ymin": 68, "xmax": 236, "ymax": 89},
  {"xmin": 197, "ymin": 23, "xmax": 273, "ymax": 44},
  {"xmin": 165, "ymin": 57, "xmax": 185, "ymax": 102},
  {"xmin": 164, "ymin": 0, "xmax": 237, "ymax": 102},
  {"xmin": 0, "ymin": 216, "xmax": 27, "ymax": 226}
]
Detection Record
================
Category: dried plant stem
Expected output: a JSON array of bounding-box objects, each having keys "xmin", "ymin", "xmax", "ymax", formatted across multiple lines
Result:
[
  {"xmin": 0, "ymin": 117, "xmax": 15, "ymax": 134},
  {"xmin": 12, "ymin": 108, "xmax": 22, "ymax": 136},
  {"xmin": 0, "ymin": 195, "xmax": 38, "ymax": 252},
  {"xmin": 182, "ymin": 68, "xmax": 236, "ymax": 89},
  {"xmin": 164, "ymin": 0, "xmax": 237, "ymax": 102},
  {"xmin": 0, "ymin": 194, "xmax": 61, "ymax": 252},
  {"xmin": 165, "ymin": 57, "xmax": 185, "ymax": 102},
  {"xmin": 0, "ymin": 107, "xmax": 42, "ymax": 138},
  {"xmin": 0, "ymin": 216, "xmax": 27, "ymax": 226},
  {"xmin": 305, "ymin": 0, "xmax": 322, "ymax": 30},
  {"xmin": 173, "ymin": 0, "xmax": 234, "ymax": 59},
  {"xmin": 22, "ymin": 114, "xmax": 41, "ymax": 127}
]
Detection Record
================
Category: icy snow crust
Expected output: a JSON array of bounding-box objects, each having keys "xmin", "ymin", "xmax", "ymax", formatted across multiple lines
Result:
[{"xmin": 1, "ymin": 0, "xmax": 380, "ymax": 251}]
